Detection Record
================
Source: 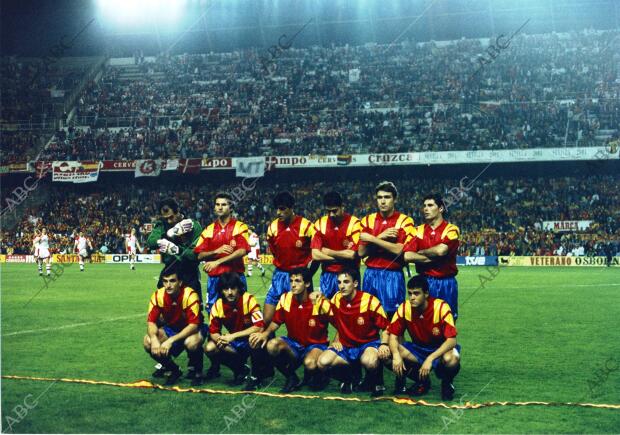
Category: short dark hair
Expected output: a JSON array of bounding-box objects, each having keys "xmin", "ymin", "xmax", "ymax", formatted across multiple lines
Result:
[
  {"xmin": 323, "ymin": 191, "xmax": 343, "ymax": 207},
  {"xmin": 289, "ymin": 267, "xmax": 314, "ymax": 292},
  {"xmin": 375, "ymin": 181, "xmax": 398, "ymax": 199},
  {"xmin": 407, "ymin": 275, "xmax": 429, "ymax": 294},
  {"xmin": 215, "ymin": 192, "xmax": 233, "ymax": 202},
  {"xmin": 161, "ymin": 264, "xmax": 182, "ymax": 280},
  {"xmin": 273, "ymin": 191, "xmax": 295, "ymax": 209},
  {"xmin": 338, "ymin": 268, "xmax": 360, "ymax": 286},
  {"xmin": 214, "ymin": 192, "xmax": 234, "ymax": 207},
  {"xmin": 423, "ymin": 194, "xmax": 446, "ymax": 214},
  {"xmin": 158, "ymin": 198, "xmax": 179, "ymax": 214},
  {"xmin": 217, "ymin": 272, "xmax": 246, "ymax": 295}
]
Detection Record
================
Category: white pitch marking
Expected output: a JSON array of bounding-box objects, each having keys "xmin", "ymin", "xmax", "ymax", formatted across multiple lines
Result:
[{"xmin": 3, "ymin": 313, "xmax": 143, "ymax": 337}]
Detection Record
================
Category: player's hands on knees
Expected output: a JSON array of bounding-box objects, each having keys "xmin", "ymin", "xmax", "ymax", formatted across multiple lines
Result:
[
  {"xmin": 160, "ymin": 339, "xmax": 174, "ymax": 356},
  {"xmin": 392, "ymin": 354, "xmax": 405, "ymax": 377},
  {"xmin": 419, "ymin": 357, "xmax": 433, "ymax": 379},
  {"xmin": 331, "ymin": 341, "xmax": 343, "ymax": 352},
  {"xmin": 151, "ymin": 342, "xmax": 162, "ymax": 356},
  {"xmin": 216, "ymin": 334, "xmax": 232, "ymax": 348},
  {"xmin": 249, "ymin": 332, "xmax": 267, "ymax": 348},
  {"xmin": 378, "ymin": 344, "xmax": 391, "ymax": 360}
]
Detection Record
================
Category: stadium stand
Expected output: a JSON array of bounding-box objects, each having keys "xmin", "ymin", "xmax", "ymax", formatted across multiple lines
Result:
[
  {"xmin": 1, "ymin": 174, "xmax": 618, "ymax": 257},
  {"xmin": 2, "ymin": 29, "xmax": 618, "ymax": 162}
]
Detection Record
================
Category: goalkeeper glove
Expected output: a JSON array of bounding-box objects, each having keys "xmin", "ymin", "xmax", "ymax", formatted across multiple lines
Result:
[
  {"xmin": 157, "ymin": 239, "xmax": 179, "ymax": 255},
  {"xmin": 166, "ymin": 219, "xmax": 194, "ymax": 238}
]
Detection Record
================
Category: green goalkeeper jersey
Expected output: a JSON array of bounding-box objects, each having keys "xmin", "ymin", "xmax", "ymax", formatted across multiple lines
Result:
[{"xmin": 146, "ymin": 218, "xmax": 203, "ymax": 273}]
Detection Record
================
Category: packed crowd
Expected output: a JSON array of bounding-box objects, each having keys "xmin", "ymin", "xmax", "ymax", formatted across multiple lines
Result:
[
  {"xmin": 2, "ymin": 174, "xmax": 618, "ymax": 257},
  {"xmin": 13, "ymin": 29, "xmax": 617, "ymax": 161},
  {"xmin": 0, "ymin": 57, "xmax": 89, "ymax": 124}
]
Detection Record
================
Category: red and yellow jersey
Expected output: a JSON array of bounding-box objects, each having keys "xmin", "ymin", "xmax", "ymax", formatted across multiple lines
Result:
[
  {"xmin": 193, "ymin": 218, "xmax": 250, "ymax": 276},
  {"xmin": 267, "ymin": 215, "xmax": 314, "ymax": 271},
  {"xmin": 272, "ymin": 292, "xmax": 331, "ymax": 346},
  {"xmin": 147, "ymin": 286, "xmax": 202, "ymax": 330},
  {"xmin": 359, "ymin": 211, "xmax": 415, "ymax": 270},
  {"xmin": 209, "ymin": 293, "xmax": 264, "ymax": 335},
  {"xmin": 329, "ymin": 291, "xmax": 389, "ymax": 347},
  {"xmin": 311, "ymin": 213, "xmax": 361, "ymax": 273},
  {"xmin": 404, "ymin": 221, "xmax": 459, "ymax": 277},
  {"xmin": 388, "ymin": 297, "xmax": 457, "ymax": 348}
]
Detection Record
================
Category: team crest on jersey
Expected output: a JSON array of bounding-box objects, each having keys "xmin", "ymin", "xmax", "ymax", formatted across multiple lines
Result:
[
  {"xmin": 230, "ymin": 240, "xmax": 237, "ymax": 248},
  {"xmin": 432, "ymin": 327, "xmax": 440, "ymax": 336},
  {"xmin": 357, "ymin": 316, "xmax": 365, "ymax": 326},
  {"xmin": 308, "ymin": 319, "xmax": 316, "ymax": 327},
  {"xmin": 295, "ymin": 240, "xmax": 302, "ymax": 248},
  {"xmin": 343, "ymin": 239, "xmax": 353, "ymax": 249}
]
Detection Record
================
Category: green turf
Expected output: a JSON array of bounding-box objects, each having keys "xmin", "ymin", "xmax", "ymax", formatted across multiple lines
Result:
[{"xmin": 2, "ymin": 263, "xmax": 619, "ymax": 433}]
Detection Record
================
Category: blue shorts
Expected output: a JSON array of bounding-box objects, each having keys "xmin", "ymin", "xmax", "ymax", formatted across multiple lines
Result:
[
  {"xmin": 362, "ymin": 267, "xmax": 405, "ymax": 315},
  {"xmin": 426, "ymin": 275, "xmax": 458, "ymax": 320},
  {"xmin": 319, "ymin": 271, "xmax": 339, "ymax": 298},
  {"xmin": 329, "ymin": 339, "xmax": 381, "ymax": 364},
  {"xmin": 163, "ymin": 324, "xmax": 209, "ymax": 357},
  {"xmin": 206, "ymin": 274, "xmax": 247, "ymax": 314},
  {"xmin": 280, "ymin": 336, "xmax": 328, "ymax": 364},
  {"xmin": 265, "ymin": 269, "xmax": 291, "ymax": 306},
  {"xmin": 229, "ymin": 338, "xmax": 251, "ymax": 357},
  {"xmin": 402, "ymin": 341, "xmax": 462, "ymax": 369}
]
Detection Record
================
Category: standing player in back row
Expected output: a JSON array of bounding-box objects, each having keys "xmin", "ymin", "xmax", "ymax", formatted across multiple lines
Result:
[
  {"xmin": 147, "ymin": 198, "xmax": 203, "ymax": 299},
  {"xmin": 264, "ymin": 191, "xmax": 315, "ymax": 325},
  {"xmin": 193, "ymin": 192, "xmax": 251, "ymax": 314},
  {"xmin": 402, "ymin": 195, "xmax": 460, "ymax": 319},
  {"xmin": 311, "ymin": 191, "xmax": 361, "ymax": 298},
  {"xmin": 358, "ymin": 181, "xmax": 415, "ymax": 317}
]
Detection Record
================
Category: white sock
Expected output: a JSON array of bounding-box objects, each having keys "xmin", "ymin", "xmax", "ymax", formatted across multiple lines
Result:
[{"xmin": 46, "ymin": 263, "xmax": 51, "ymax": 275}]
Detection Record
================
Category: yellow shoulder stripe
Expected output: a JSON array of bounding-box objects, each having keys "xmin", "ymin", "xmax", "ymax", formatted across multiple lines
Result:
[
  {"xmin": 404, "ymin": 300, "xmax": 412, "ymax": 321},
  {"xmin": 441, "ymin": 223, "xmax": 460, "ymax": 241},
  {"xmin": 233, "ymin": 221, "xmax": 249, "ymax": 237},
  {"xmin": 360, "ymin": 292, "xmax": 371, "ymax": 313},
  {"xmin": 299, "ymin": 218, "xmax": 314, "ymax": 237},
  {"xmin": 156, "ymin": 289, "xmax": 165, "ymax": 307},
  {"xmin": 331, "ymin": 293, "xmax": 342, "ymax": 309},
  {"xmin": 395, "ymin": 214, "xmax": 407, "ymax": 228},
  {"xmin": 282, "ymin": 292, "xmax": 293, "ymax": 312}
]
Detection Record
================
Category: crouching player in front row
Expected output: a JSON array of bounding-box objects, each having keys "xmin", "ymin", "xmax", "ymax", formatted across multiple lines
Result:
[
  {"xmin": 388, "ymin": 275, "xmax": 460, "ymax": 400},
  {"xmin": 250, "ymin": 268, "xmax": 330, "ymax": 393},
  {"xmin": 317, "ymin": 268, "xmax": 391, "ymax": 397},
  {"xmin": 205, "ymin": 272, "xmax": 273, "ymax": 391},
  {"xmin": 144, "ymin": 265, "xmax": 207, "ymax": 386}
]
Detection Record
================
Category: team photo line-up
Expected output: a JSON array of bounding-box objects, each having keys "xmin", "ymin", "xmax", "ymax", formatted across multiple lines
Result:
[{"xmin": 37, "ymin": 180, "xmax": 461, "ymax": 400}]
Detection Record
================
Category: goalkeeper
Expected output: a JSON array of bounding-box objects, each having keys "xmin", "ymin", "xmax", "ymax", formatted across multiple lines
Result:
[{"xmin": 147, "ymin": 198, "xmax": 203, "ymax": 301}]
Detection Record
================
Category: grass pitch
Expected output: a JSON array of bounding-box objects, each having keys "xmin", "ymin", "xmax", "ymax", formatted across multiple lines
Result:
[{"xmin": 1, "ymin": 263, "xmax": 619, "ymax": 433}]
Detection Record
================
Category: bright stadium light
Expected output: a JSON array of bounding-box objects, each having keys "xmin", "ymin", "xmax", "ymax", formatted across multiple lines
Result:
[{"xmin": 96, "ymin": 0, "xmax": 186, "ymax": 29}]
